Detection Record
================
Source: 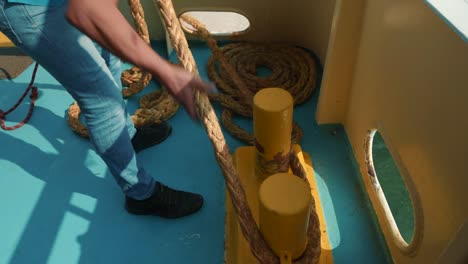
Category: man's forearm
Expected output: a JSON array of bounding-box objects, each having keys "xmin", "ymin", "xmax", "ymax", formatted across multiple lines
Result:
[{"xmin": 66, "ymin": 0, "xmax": 172, "ymax": 82}]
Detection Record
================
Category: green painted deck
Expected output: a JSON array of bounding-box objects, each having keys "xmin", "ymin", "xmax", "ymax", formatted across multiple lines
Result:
[{"xmin": 0, "ymin": 41, "xmax": 391, "ymax": 264}]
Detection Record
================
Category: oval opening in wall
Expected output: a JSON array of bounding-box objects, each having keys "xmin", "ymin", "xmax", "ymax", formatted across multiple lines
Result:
[
  {"xmin": 365, "ymin": 129, "xmax": 421, "ymax": 252},
  {"xmin": 179, "ymin": 11, "xmax": 250, "ymax": 36}
]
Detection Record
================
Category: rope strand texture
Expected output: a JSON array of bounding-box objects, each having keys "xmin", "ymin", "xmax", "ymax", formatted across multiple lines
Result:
[
  {"xmin": 180, "ymin": 14, "xmax": 317, "ymax": 146},
  {"xmin": 160, "ymin": 4, "xmax": 320, "ymax": 264}
]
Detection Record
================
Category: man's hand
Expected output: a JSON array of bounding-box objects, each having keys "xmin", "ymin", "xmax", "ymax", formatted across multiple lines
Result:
[{"xmin": 163, "ymin": 65, "xmax": 215, "ymax": 120}]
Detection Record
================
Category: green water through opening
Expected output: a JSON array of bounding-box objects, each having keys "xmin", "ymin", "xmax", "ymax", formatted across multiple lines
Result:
[{"xmin": 372, "ymin": 132, "xmax": 415, "ymax": 243}]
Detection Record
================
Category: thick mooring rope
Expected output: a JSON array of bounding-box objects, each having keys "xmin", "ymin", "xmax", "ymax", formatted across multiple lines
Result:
[
  {"xmin": 120, "ymin": 0, "xmax": 152, "ymax": 97},
  {"xmin": 180, "ymin": 15, "xmax": 317, "ymax": 146},
  {"xmin": 157, "ymin": 1, "xmax": 320, "ymax": 263},
  {"xmin": 65, "ymin": 0, "xmax": 320, "ymax": 261},
  {"xmin": 67, "ymin": 0, "xmax": 179, "ymax": 137}
]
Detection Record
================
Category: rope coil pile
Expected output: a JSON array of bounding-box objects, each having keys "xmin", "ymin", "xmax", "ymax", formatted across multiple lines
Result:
[
  {"xmin": 67, "ymin": 0, "xmax": 179, "ymax": 137},
  {"xmin": 180, "ymin": 14, "xmax": 318, "ymax": 146}
]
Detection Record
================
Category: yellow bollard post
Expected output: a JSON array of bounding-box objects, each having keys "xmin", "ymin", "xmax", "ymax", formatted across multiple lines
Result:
[
  {"xmin": 259, "ymin": 173, "xmax": 312, "ymax": 261},
  {"xmin": 254, "ymin": 88, "xmax": 294, "ymax": 180},
  {"xmin": 225, "ymin": 87, "xmax": 332, "ymax": 264}
]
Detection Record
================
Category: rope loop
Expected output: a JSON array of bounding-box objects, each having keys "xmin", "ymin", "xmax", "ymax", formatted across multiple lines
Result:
[
  {"xmin": 66, "ymin": 0, "xmax": 179, "ymax": 137},
  {"xmin": 0, "ymin": 63, "xmax": 39, "ymax": 131},
  {"xmin": 180, "ymin": 14, "xmax": 317, "ymax": 145}
]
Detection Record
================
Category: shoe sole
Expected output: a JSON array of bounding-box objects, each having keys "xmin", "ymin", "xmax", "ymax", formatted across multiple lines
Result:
[{"xmin": 124, "ymin": 203, "xmax": 203, "ymax": 219}]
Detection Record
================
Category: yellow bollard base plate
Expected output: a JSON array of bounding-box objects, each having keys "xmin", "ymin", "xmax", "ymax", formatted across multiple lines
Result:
[
  {"xmin": 0, "ymin": 32, "xmax": 14, "ymax": 48},
  {"xmin": 225, "ymin": 145, "xmax": 333, "ymax": 264}
]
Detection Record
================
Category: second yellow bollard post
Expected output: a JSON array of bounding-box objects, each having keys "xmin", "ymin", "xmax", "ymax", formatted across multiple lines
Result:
[{"xmin": 259, "ymin": 173, "xmax": 312, "ymax": 261}]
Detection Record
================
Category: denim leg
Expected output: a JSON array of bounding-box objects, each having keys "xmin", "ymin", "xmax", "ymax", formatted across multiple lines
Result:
[
  {"xmin": 0, "ymin": 1, "xmax": 154, "ymax": 199},
  {"xmin": 94, "ymin": 44, "xmax": 136, "ymax": 138}
]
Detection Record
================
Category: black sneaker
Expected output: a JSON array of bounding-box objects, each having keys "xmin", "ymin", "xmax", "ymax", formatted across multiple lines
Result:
[
  {"xmin": 125, "ymin": 182, "xmax": 204, "ymax": 218},
  {"xmin": 131, "ymin": 122, "xmax": 172, "ymax": 153}
]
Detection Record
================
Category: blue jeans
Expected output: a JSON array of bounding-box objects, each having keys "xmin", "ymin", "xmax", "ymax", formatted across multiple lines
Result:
[{"xmin": 0, "ymin": 0, "xmax": 155, "ymax": 199}]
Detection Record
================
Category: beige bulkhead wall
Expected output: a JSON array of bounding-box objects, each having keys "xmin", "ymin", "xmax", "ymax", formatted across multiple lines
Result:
[
  {"xmin": 316, "ymin": 0, "xmax": 366, "ymax": 123},
  {"xmin": 321, "ymin": 0, "xmax": 467, "ymax": 263},
  {"xmin": 118, "ymin": 0, "xmax": 336, "ymax": 64}
]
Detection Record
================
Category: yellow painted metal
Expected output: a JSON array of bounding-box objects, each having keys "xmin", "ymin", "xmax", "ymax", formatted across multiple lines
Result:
[
  {"xmin": 225, "ymin": 145, "xmax": 333, "ymax": 264},
  {"xmin": 317, "ymin": 0, "xmax": 468, "ymax": 262},
  {"xmin": 0, "ymin": 32, "xmax": 14, "ymax": 47},
  {"xmin": 315, "ymin": 0, "xmax": 365, "ymax": 124},
  {"xmin": 253, "ymin": 88, "xmax": 293, "ymax": 180},
  {"xmin": 259, "ymin": 173, "xmax": 311, "ymax": 260}
]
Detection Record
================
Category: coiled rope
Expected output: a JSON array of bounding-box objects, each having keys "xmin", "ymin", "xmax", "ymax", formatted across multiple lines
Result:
[
  {"xmin": 67, "ymin": 0, "xmax": 179, "ymax": 137},
  {"xmin": 180, "ymin": 14, "xmax": 317, "ymax": 145},
  {"xmin": 156, "ymin": 1, "xmax": 320, "ymax": 263}
]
